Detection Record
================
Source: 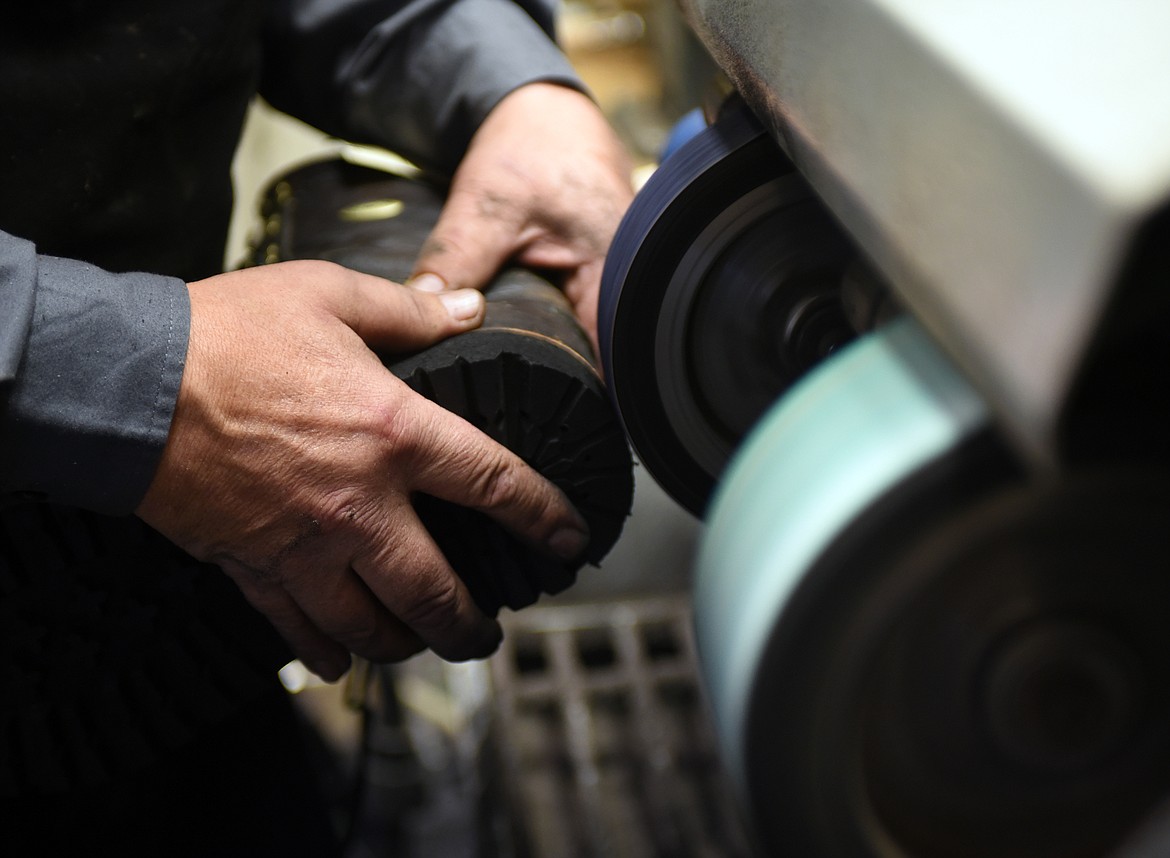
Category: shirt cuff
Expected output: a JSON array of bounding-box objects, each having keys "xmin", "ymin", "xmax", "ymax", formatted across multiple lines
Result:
[
  {"xmin": 0, "ymin": 247, "xmax": 189, "ymax": 514},
  {"xmin": 342, "ymin": 0, "xmax": 588, "ymax": 172}
]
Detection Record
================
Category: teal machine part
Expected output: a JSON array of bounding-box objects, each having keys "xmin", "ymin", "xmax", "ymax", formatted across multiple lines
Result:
[
  {"xmin": 695, "ymin": 316, "xmax": 986, "ymax": 795},
  {"xmin": 695, "ymin": 317, "xmax": 1170, "ymax": 856}
]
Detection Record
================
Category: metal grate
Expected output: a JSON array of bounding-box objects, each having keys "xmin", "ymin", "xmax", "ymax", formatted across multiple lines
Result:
[{"xmin": 487, "ymin": 596, "xmax": 755, "ymax": 858}]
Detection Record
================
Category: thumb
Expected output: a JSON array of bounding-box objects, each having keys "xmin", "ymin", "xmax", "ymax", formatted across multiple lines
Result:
[
  {"xmin": 324, "ymin": 264, "xmax": 487, "ymax": 352},
  {"xmin": 409, "ymin": 189, "xmax": 523, "ymax": 294}
]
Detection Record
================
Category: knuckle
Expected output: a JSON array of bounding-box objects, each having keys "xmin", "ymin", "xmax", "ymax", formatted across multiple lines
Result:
[
  {"xmin": 218, "ymin": 555, "xmax": 276, "ymax": 593},
  {"xmin": 217, "ymin": 545, "xmax": 291, "ymax": 588},
  {"xmin": 472, "ymin": 454, "xmax": 556, "ymax": 533},
  {"xmin": 399, "ymin": 576, "xmax": 465, "ymax": 635},
  {"xmin": 404, "ymin": 289, "xmax": 440, "ymax": 333},
  {"xmin": 473, "ymin": 187, "xmax": 525, "ymax": 223},
  {"xmin": 381, "ymin": 393, "xmax": 458, "ymax": 472},
  {"xmin": 419, "ymin": 233, "xmax": 455, "ymax": 261},
  {"xmin": 422, "ymin": 224, "xmax": 470, "ymax": 263},
  {"xmin": 376, "ymin": 396, "xmax": 433, "ymax": 467},
  {"xmin": 473, "ymin": 454, "xmax": 521, "ymax": 510},
  {"xmin": 291, "ymin": 258, "xmax": 345, "ymax": 280},
  {"xmin": 335, "ymin": 612, "xmax": 382, "ymax": 652},
  {"xmin": 284, "ymin": 259, "xmax": 362, "ymax": 307},
  {"xmin": 313, "ymin": 489, "xmax": 371, "ymax": 535}
]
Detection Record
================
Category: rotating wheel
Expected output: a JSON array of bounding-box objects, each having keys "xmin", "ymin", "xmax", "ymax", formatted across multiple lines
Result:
[
  {"xmin": 695, "ymin": 318, "xmax": 1170, "ymax": 857},
  {"xmin": 599, "ymin": 102, "xmax": 860, "ymax": 515}
]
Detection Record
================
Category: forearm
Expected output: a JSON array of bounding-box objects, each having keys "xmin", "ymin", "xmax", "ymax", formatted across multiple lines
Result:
[{"xmin": 0, "ymin": 231, "xmax": 189, "ymax": 513}]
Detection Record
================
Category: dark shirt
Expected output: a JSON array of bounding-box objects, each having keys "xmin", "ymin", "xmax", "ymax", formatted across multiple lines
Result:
[
  {"xmin": 0, "ymin": 0, "xmax": 582, "ymax": 513},
  {"xmin": 0, "ymin": 0, "xmax": 583, "ymax": 820}
]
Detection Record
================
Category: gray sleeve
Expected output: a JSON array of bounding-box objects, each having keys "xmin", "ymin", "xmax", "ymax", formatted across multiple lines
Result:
[
  {"xmin": 260, "ymin": 0, "xmax": 586, "ymax": 172},
  {"xmin": 0, "ymin": 230, "xmax": 189, "ymax": 514},
  {"xmin": 0, "ymin": 232, "xmax": 37, "ymax": 394}
]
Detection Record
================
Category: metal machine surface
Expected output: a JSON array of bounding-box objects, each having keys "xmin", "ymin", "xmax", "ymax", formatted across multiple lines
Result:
[
  {"xmin": 599, "ymin": 3, "xmax": 1170, "ymax": 856},
  {"xmin": 678, "ymin": 0, "xmax": 1170, "ymax": 468}
]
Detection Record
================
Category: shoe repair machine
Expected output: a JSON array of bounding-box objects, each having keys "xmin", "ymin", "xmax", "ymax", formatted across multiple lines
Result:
[{"xmin": 598, "ymin": 2, "xmax": 1170, "ymax": 856}]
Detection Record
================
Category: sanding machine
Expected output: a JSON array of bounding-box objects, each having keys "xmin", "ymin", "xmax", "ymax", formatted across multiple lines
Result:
[{"xmin": 599, "ymin": 3, "xmax": 1170, "ymax": 855}]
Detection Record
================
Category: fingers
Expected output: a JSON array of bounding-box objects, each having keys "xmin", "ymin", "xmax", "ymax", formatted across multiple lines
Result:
[
  {"xmin": 351, "ymin": 501, "xmax": 503, "ymax": 662},
  {"xmin": 404, "ymin": 82, "xmax": 633, "ymax": 344},
  {"xmin": 221, "ymin": 558, "xmax": 354, "ymax": 682},
  {"xmin": 563, "ymin": 258, "xmax": 604, "ymax": 353},
  {"xmin": 280, "ymin": 551, "xmax": 428, "ymax": 664},
  {"xmin": 410, "ymin": 185, "xmax": 524, "ymax": 294},
  {"xmin": 225, "ymin": 548, "xmax": 433, "ymax": 678},
  {"xmin": 404, "ymin": 403, "xmax": 591, "ymax": 562},
  {"xmin": 319, "ymin": 262, "xmax": 487, "ymax": 351}
]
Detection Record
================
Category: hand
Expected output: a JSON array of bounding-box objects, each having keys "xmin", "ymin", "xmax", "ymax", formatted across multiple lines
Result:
[
  {"xmin": 409, "ymin": 82, "xmax": 634, "ymax": 351},
  {"xmin": 136, "ymin": 261, "xmax": 590, "ymax": 680}
]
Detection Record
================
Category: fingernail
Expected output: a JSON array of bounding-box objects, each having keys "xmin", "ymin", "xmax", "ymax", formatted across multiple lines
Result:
[
  {"xmin": 439, "ymin": 288, "xmax": 484, "ymax": 321},
  {"xmin": 547, "ymin": 525, "xmax": 590, "ymax": 562},
  {"xmin": 409, "ymin": 272, "xmax": 447, "ymax": 293}
]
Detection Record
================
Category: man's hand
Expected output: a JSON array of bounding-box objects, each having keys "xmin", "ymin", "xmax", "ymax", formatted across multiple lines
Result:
[
  {"xmin": 136, "ymin": 261, "xmax": 590, "ymax": 681},
  {"xmin": 408, "ymin": 82, "xmax": 634, "ymax": 350}
]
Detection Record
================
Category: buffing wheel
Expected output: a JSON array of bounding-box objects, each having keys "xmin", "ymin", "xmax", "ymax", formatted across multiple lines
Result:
[{"xmin": 599, "ymin": 102, "xmax": 858, "ymax": 515}]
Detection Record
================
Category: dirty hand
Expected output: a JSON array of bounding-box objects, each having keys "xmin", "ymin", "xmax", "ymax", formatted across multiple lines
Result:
[
  {"xmin": 136, "ymin": 261, "xmax": 590, "ymax": 680},
  {"xmin": 409, "ymin": 82, "xmax": 634, "ymax": 351}
]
